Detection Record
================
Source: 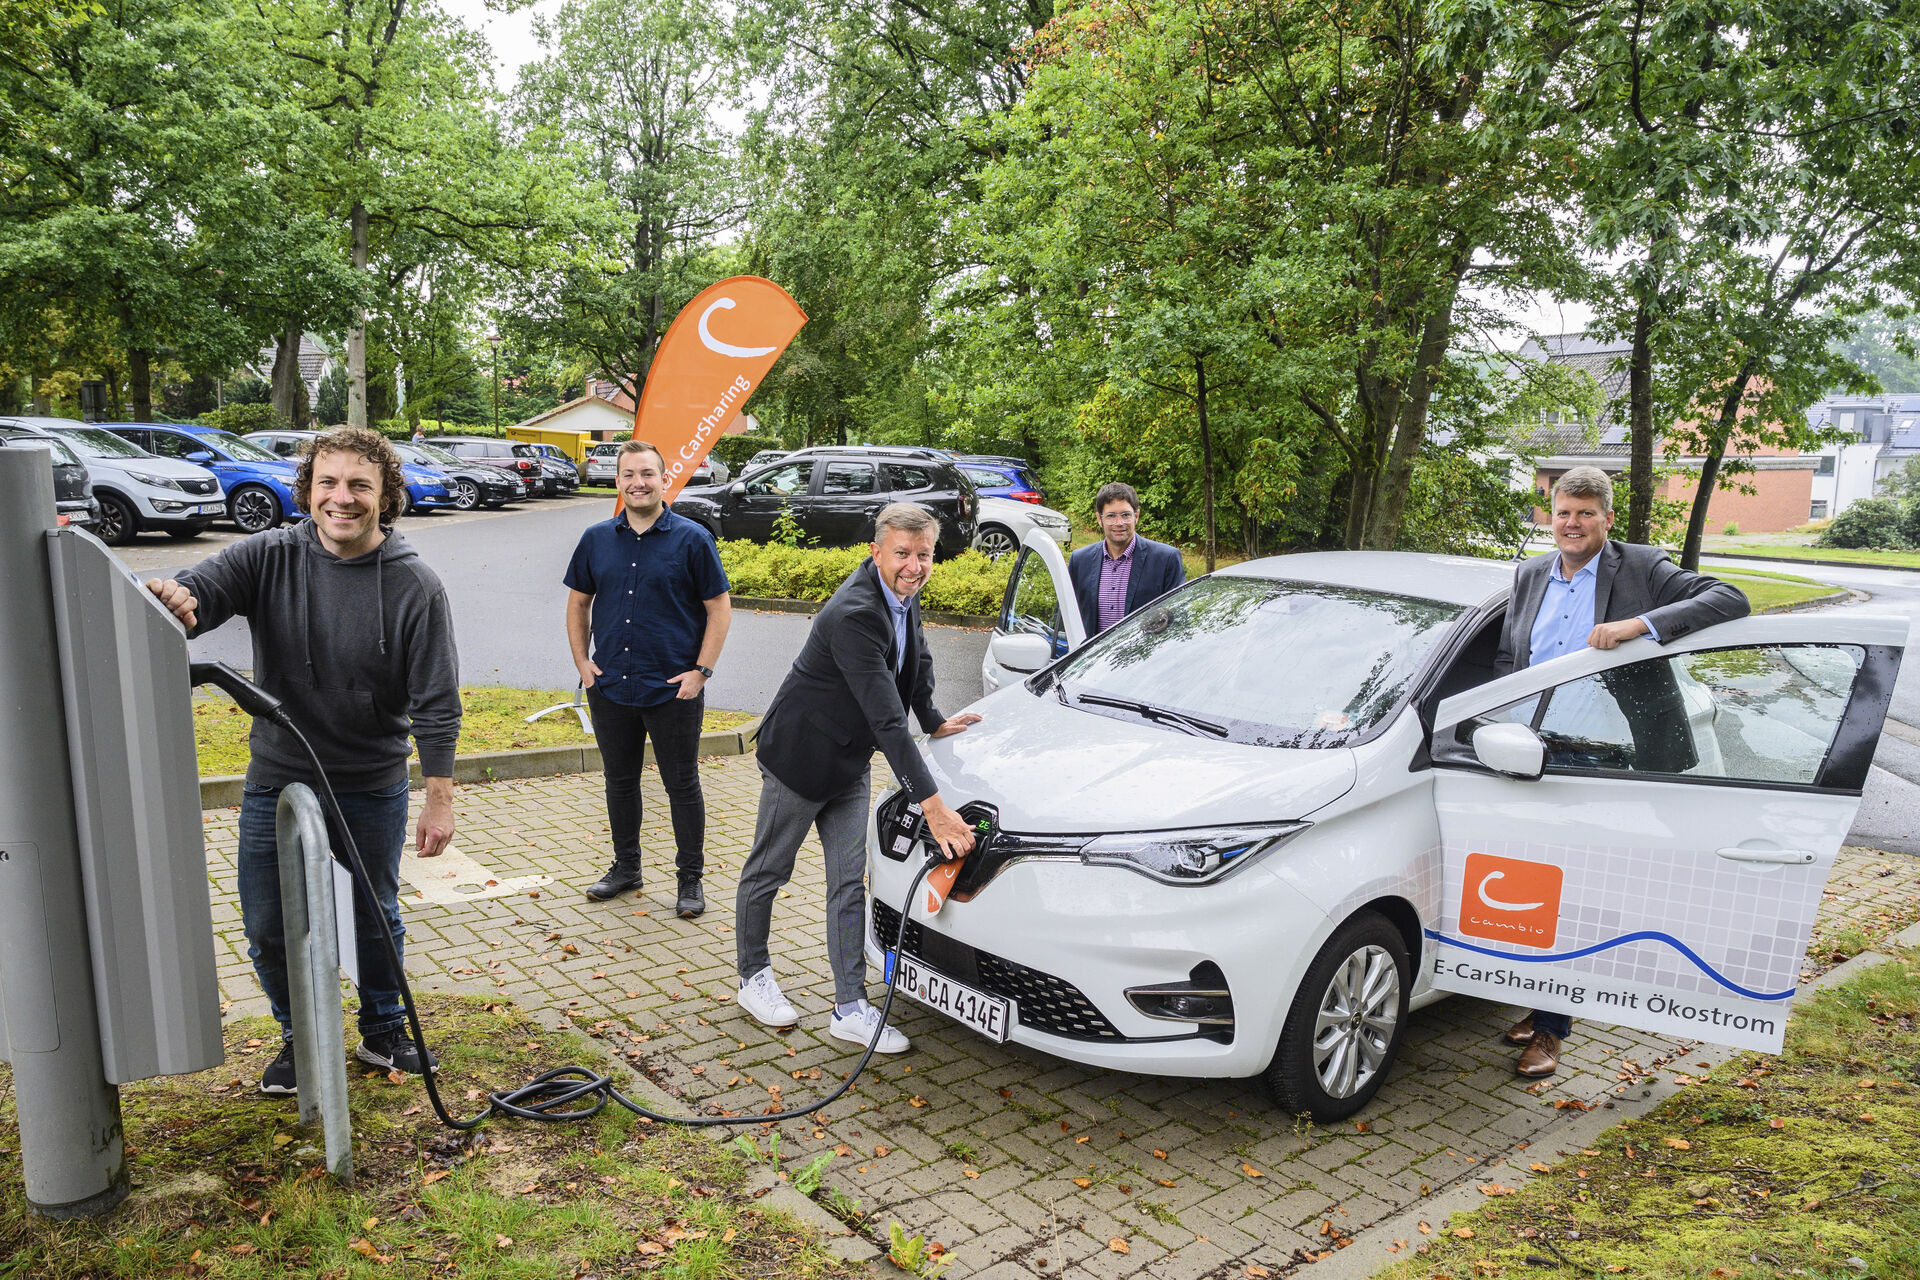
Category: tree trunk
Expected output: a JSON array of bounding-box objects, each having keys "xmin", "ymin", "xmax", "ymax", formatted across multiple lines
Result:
[
  {"xmin": 1679, "ymin": 378, "xmax": 1752, "ymax": 570},
  {"xmin": 1625, "ymin": 297, "xmax": 1656, "ymax": 544},
  {"xmin": 347, "ymin": 201, "xmax": 369, "ymax": 430},
  {"xmin": 128, "ymin": 347, "xmax": 153, "ymax": 423},
  {"xmin": 1364, "ymin": 275, "xmax": 1463, "ymax": 550},
  {"xmin": 1195, "ymin": 355, "xmax": 1216, "ymax": 571},
  {"xmin": 271, "ymin": 327, "xmax": 302, "ymax": 428}
]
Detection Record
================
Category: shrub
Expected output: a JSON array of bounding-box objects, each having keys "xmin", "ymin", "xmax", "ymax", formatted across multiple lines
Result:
[
  {"xmin": 711, "ymin": 435, "xmax": 777, "ymax": 470},
  {"xmin": 1721, "ymin": 522, "xmax": 1739, "ymax": 536},
  {"xmin": 197, "ymin": 403, "xmax": 283, "ymax": 434},
  {"xmin": 1818, "ymin": 498, "xmax": 1912, "ymax": 550},
  {"xmin": 716, "ymin": 542, "xmax": 1011, "ymax": 615}
]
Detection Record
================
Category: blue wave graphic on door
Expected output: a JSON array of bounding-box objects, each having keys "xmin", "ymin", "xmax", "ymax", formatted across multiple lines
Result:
[{"xmin": 1424, "ymin": 928, "xmax": 1797, "ymax": 1001}]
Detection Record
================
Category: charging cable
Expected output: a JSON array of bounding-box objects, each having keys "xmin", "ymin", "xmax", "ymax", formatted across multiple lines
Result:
[{"xmin": 191, "ymin": 660, "xmax": 940, "ymax": 1132}]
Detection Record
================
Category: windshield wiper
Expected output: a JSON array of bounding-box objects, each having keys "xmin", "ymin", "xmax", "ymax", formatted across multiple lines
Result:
[{"xmin": 1071, "ymin": 692, "xmax": 1229, "ymax": 738}]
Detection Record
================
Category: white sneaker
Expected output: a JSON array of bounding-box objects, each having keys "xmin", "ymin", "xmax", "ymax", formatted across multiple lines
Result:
[
  {"xmin": 830, "ymin": 1001, "xmax": 910, "ymax": 1054},
  {"xmin": 736, "ymin": 967, "xmax": 799, "ymax": 1028}
]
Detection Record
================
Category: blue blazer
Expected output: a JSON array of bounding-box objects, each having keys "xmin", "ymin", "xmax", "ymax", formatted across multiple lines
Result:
[{"xmin": 1069, "ymin": 535, "xmax": 1187, "ymax": 635}]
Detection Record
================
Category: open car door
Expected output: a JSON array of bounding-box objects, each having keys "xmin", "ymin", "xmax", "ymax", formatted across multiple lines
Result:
[
  {"xmin": 980, "ymin": 527, "xmax": 1085, "ymax": 693},
  {"xmin": 1426, "ymin": 612, "xmax": 1904, "ymax": 1052}
]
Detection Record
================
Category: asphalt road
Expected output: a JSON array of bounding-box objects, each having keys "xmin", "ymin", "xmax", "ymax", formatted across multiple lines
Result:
[
  {"xmin": 114, "ymin": 509, "xmax": 1915, "ymax": 852},
  {"xmin": 119, "ymin": 492, "xmax": 994, "ymax": 716}
]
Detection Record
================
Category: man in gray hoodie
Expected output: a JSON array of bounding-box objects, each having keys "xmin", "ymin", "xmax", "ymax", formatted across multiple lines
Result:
[{"xmin": 145, "ymin": 427, "xmax": 460, "ymax": 1095}]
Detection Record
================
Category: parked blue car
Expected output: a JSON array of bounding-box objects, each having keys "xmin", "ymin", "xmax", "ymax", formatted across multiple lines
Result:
[
  {"xmin": 954, "ymin": 454, "xmax": 1046, "ymax": 506},
  {"xmin": 108, "ymin": 423, "xmax": 306, "ymax": 534}
]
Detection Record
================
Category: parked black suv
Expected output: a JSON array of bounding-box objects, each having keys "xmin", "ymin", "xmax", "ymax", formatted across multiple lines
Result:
[
  {"xmin": 672, "ymin": 446, "xmax": 977, "ymax": 556},
  {"xmin": 424, "ymin": 435, "xmax": 546, "ymax": 496}
]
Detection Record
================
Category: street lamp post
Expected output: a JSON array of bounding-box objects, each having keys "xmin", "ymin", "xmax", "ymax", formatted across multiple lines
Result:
[{"xmin": 486, "ymin": 332, "xmax": 501, "ymax": 435}]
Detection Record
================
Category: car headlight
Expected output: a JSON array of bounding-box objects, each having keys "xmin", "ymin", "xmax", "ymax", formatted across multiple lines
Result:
[
  {"xmin": 1032, "ymin": 514, "xmax": 1069, "ymax": 529},
  {"xmin": 1080, "ymin": 823, "xmax": 1309, "ymax": 884},
  {"xmin": 126, "ymin": 470, "xmax": 183, "ymax": 491}
]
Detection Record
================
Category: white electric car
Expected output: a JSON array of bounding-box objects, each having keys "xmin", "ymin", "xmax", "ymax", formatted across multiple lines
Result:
[{"xmin": 872, "ymin": 541, "xmax": 1902, "ymax": 1119}]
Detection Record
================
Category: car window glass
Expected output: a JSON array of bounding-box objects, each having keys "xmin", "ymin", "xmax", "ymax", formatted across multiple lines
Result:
[
  {"xmin": 886, "ymin": 464, "xmax": 933, "ymax": 492},
  {"xmin": 1533, "ymin": 644, "xmax": 1864, "ymax": 784},
  {"xmin": 822, "ymin": 463, "xmax": 876, "ymax": 495},
  {"xmin": 1056, "ymin": 577, "xmax": 1464, "ymax": 748},
  {"xmin": 146, "ymin": 432, "xmax": 201, "ymax": 460},
  {"xmin": 963, "ymin": 468, "xmax": 1004, "ymax": 488},
  {"xmin": 1007, "ymin": 549, "xmax": 1066, "ymax": 649},
  {"xmin": 211, "ymin": 432, "xmax": 277, "ymax": 461},
  {"xmin": 745, "ymin": 461, "xmax": 814, "ymax": 497},
  {"xmin": 54, "ymin": 428, "xmax": 148, "ymax": 459}
]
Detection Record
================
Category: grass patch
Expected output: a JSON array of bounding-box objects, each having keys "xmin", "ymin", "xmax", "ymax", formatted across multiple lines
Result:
[
  {"xmin": 192, "ymin": 688, "xmax": 758, "ymax": 776},
  {"xmin": 0, "ymin": 995, "xmax": 859, "ymax": 1280},
  {"xmin": 1376, "ymin": 949, "xmax": 1920, "ymax": 1279},
  {"xmin": 1714, "ymin": 541, "xmax": 1920, "ymax": 569},
  {"xmin": 1713, "ymin": 570, "xmax": 1842, "ymax": 613}
]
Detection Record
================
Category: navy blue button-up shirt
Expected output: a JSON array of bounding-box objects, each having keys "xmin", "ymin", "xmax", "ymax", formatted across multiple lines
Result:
[{"xmin": 562, "ymin": 508, "xmax": 729, "ymax": 707}]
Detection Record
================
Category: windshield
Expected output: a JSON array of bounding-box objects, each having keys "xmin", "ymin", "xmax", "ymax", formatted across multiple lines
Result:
[
  {"xmin": 53, "ymin": 427, "xmax": 149, "ymax": 459},
  {"xmin": 1049, "ymin": 576, "xmax": 1465, "ymax": 748},
  {"xmin": 203, "ymin": 431, "xmax": 279, "ymax": 462},
  {"xmin": 405, "ymin": 443, "xmax": 460, "ymax": 468}
]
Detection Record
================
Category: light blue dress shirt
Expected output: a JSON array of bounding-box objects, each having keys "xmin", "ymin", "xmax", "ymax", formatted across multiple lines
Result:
[
  {"xmin": 877, "ymin": 572, "xmax": 911, "ymax": 673},
  {"xmin": 1527, "ymin": 552, "xmax": 1659, "ymax": 668}
]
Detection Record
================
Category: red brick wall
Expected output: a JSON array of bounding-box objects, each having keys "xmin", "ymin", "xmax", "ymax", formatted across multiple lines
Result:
[{"xmin": 1530, "ymin": 466, "xmax": 1815, "ymax": 533}]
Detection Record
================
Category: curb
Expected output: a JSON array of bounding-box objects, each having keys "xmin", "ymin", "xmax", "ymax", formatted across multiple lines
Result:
[
  {"xmin": 734, "ymin": 595, "xmax": 996, "ymax": 629},
  {"xmin": 197, "ymin": 720, "xmax": 759, "ymax": 809},
  {"xmin": 1705, "ymin": 550, "xmax": 1919, "ymax": 573},
  {"xmin": 1313, "ymin": 915, "xmax": 1920, "ymax": 1279},
  {"xmin": 1753, "ymin": 588, "xmax": 1854, "ymax": 613}
]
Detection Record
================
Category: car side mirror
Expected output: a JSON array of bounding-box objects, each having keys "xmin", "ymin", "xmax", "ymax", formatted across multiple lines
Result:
[
  {"xmin": 990, "ymin": 631, "xmax": 1055, "ymax": 674},
  {"xmin": 185, "ymin": 450, "xmax": 215, "ymax": 463},
  {"xmin": 728, "ymin": 482, "xmax": 746, "ymax": 496},
  {"xmin": 1471, "ymin": 722, "xmax": 1545, "ymax": 781}
]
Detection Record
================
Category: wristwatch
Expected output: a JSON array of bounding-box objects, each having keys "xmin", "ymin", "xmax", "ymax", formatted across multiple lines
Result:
[{"xmin": 695, "ymin": 665, "xmax": 714, "ymax": 679}]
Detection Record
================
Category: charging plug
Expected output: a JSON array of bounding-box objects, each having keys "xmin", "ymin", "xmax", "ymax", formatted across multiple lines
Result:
[{"xmin": 190, "ymin": 660, "xmax": 288, "ymax": 722}]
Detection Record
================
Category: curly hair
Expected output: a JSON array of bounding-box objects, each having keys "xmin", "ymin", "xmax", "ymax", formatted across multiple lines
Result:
[{"xmin": 293, "ymin": 426, "xmax": 408, "ymax": 527}]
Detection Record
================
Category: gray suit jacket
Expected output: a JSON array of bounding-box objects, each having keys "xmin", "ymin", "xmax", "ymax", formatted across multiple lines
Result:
[{"xmin": 1494, "ymin": 540, "xmax": 1751, "ymax": 677}]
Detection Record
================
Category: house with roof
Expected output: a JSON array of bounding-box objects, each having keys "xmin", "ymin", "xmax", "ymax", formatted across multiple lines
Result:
[
  {"xmin": 509, "ymin": 378, "xmax": 756, "ymax": 449},
  {"xmin": 1805, "ymin": 394, "xmax": 1920, "ymax": 519},
  {"xmin": 250, "ymin": 334, "xmax": 334, "ymax": 408},
  {"xmin": 1508, "ymin": 332, "xmax": 1818, "ymax": 533}
]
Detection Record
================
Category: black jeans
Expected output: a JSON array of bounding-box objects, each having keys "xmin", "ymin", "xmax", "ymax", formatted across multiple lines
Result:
[{"xmin": 587, "ymin": 684, "xmax": 706, "ymax": 878}]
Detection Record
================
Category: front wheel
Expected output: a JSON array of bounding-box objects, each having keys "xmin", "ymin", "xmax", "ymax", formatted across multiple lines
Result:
[
  {"xmin": 396, "ymin": 486, "xmax": 412, "ymax": 518},
  {"xmin": 974, "ymin": 524, "xmax": 1018, "ymax": 559},
  {"xmin": 95, "ymin": 493, "xmax": 138, "ymax": 545},
  {"xmin": 1262, "ymin": 910, "xmax": 1410, "ymax": 1122},
  {"xmin": 229, "ymin": 484, "xmax": 282, "ymax": 534},
  {"xmin": 452, "ymin": 478, "xmax": 480, "ymax": 510}
]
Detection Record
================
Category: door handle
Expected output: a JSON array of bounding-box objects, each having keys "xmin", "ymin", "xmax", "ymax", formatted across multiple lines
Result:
[{"xmin": 1715, "ymin": 847, "xmax": 1816, "ymax": 865}]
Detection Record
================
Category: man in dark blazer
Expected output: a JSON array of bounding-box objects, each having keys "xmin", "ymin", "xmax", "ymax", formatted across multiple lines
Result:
[
  {"xmin": 734, "ymin": 503, "xmax": 982, "ymax": 1053},
  {"xmin": 1069, "ymin": 481, "xmax": 1187, "ymax": 635},
  {"xmin": 1494, "ymin": 466, "xmax": 1749, "ymax": 1078}
]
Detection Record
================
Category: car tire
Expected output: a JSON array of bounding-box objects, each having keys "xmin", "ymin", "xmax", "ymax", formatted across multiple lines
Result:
[
  {"xmin": 452, "ymin": 479, "xmax": 480, "ymax": 510},
  {"xmin": 94, "ymin": 492, "xmax": 138, "ymax": 545},
  {"xmin": 165, "ymin": 522, "xmax": 210, "ymax": 542},
  {"xmin": 975, "ymin": 524, "xmax": 1019, "ymax": 559},
  {"xmin": 396, "ymin": 486, "xmax": 412, "ymax": 519},
  {"xmin": 1262, "ymin": 909, "xmax": 1410, "ymax": 1122},
  {"xmin": 229, "ymin": 484, "xmax": 282, "ymax": 534}
]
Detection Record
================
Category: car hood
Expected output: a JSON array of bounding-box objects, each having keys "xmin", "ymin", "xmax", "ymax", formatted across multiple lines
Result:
[
  {"xmin": 101, "ymin": 456, "xmax": 217, "ymax": 480},
  {"xmin": 921, "ymin": 684, "xmax": 1357, "ymax": 833},
  {"xmin": 402, "ymin": 463, "xmax": 448, "ymax": 482},
  {"xmin": 977, "ymin": 496, "xmax": 1067, "ymax": 523}
]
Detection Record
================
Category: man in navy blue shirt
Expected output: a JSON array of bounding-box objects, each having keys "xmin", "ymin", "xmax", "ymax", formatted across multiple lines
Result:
[{"xmin": 564, "ymin": 441, "xmax": 732, "ymax": 917}]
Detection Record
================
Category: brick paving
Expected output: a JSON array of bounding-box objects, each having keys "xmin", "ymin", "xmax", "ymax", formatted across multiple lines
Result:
[{"xmin": 200, "ymin": 759, "xmax": 1920, "ymax": 1278}]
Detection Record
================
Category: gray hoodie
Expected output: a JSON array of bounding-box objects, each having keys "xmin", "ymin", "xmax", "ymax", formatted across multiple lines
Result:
[{"xmin": 176, "ymin": 520, "xmax": 461, "ymax": 792}]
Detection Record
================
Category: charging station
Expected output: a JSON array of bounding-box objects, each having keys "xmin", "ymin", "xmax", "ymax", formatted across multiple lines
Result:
[{"xmin": 1, "ymin": 447, "xmax": 224, "ymax": 1216}]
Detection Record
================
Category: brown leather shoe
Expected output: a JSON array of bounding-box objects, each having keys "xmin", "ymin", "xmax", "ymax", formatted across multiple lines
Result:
[
  {"xmin": 1503, "ymin": 1015, "xmax": 1535, "ymax": 1046},
  {"xmin": 1516, "ymin": 1030, "xmax": 1561, "ymax": 1077}
]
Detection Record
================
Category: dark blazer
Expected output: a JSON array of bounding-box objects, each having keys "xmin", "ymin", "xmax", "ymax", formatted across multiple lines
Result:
[
  {"xmin": 756, "ymin": 559, "xmax": 945, "ymax": 804},
  {"xmin": 1494, "ymin": 540, "xmax": 1751, "ymax": 677},
  {"xmin": 1068, "ymin": 535, "xmax": 1187, "ymax": 635}
]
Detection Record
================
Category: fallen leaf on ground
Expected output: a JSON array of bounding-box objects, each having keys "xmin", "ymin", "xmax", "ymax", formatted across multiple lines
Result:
[
  {"xmin": 1152, "ymin": 1149, "xmax": 1167, "ymax": 1159},
  {"xmin": 1664, "ymin": 1137, "xmax": 1691, "ymax": 1150},
  {"xmin": 1477, "ymin": 1183, "xmax": 1515, "ymax": 1196},
  {"xmin": 1073, "ymin": 1177, "xmax": 1092, "ymax": 1188},
  {"xmin": 1242, "ymin": 1163, "xmax": 1265, "ymax": 1178},
  {"xmin": 1453, "ymin": 1227, "xmax": 1474, "ymax": 1238},
  {"xmin": 421, "ymin": 1170, "xmax": 450, "ymax": 1185},
  {"xmin": 495, "ymin": 1234, "xmax": 513, "ymax": 1249},
  {"xmin": 1769, "ymin": 1117, "xmax": 1786, "ymax": 1129},
  {"xmin": 1108, "ymin": 1238, "xmax": 1130, "ymax": 1254},
  {"xmin": 1529, "ymin": 1162, "xmax": 1551, "ymax": 1172},
  {"xmin": 1247, "ymin": 1267, "xmax": 1271, "ymax": 1278}
]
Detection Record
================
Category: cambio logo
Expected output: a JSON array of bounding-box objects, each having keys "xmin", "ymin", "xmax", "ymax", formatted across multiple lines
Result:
[
  {"xmin": 697, "ymin": 298, "xmax": 777, "ymax": 359},
  {"xmin": 1457, "ymin": 852, "xmax": 1562, "ymax": 948}
]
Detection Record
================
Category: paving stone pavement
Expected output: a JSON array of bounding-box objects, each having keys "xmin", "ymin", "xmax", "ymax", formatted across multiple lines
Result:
[{"xmin": 200, "ymin": 760, "xmax": 1920, "ymax": 1278}]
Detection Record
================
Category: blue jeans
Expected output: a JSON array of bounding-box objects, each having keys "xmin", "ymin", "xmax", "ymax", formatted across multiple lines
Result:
[
  {"xmin": 1531, "ymin": 1008, "xmax": 1573, "ymax": 1039},
  {"xmin": 238, "ymin": 779, "xmax": 412, "ymax": 1041}
]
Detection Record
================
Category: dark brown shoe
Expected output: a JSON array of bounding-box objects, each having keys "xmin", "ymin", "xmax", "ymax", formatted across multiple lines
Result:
[
  {"xmin": 1516, "ymin": 1031, "xmax": 1561, "ymax": 1077},
  {"xmin": 1503, "ymin": 1014, "xmax": 1536, "ymax": 1046}
]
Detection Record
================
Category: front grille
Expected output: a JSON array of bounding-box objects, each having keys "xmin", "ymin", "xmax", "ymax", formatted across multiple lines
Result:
[
  {"xmin": 872, "ymin": 899, "xmax": 1122, "ymax": 1041},
  {"xmin": 181, "ymin": 478, "xmax": 218, "ymax": 495}
]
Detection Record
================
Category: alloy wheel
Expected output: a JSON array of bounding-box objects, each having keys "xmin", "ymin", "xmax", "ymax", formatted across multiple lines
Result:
[{"xmin": 1309, "ymin": 944, "xmax": 1401, "ymax": 1100}]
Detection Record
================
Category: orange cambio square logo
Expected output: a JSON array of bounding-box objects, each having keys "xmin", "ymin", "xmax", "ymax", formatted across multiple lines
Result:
[{"xmin": 1458, "ymin": 853, "xmax": 1563, "ymax": 949}]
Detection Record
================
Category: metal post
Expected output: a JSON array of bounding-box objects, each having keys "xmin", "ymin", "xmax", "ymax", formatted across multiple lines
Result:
[
  {"xmin": 524, "ymin": 679, "xmax": 593, "ymax": 734},
  {"xmin": 275, "ymin": 784, "xmax": 354, "ymax": 1182},
  {"xmin": 0, "ymin": 448, "xmax": 128, "ymax": 1218}
]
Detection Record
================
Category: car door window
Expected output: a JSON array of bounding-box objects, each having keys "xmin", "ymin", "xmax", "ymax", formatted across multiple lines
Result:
[
  {"xmin": 146, "ymin": 432, "xmax": 199, "ymax": 460},
  {"xmin": 1524, "ymin": 644, "xmax": 1864, "ymax": 784},
  {"xmin": 962, "ymin": 467, "xmax": 1004, "ymax": 488},
  {"xmin": 1005, "ymin": 548, "xmax": 1067, "ymax": 651},
  {"xmin": 822, "ymin": 462, "xmax": 875, "ymax": 495},
  {"xmin": 885, "ymin": 464, "xmax": 933, "ymax": 493},
  {"xmin": 745, "ymin": 461, "xmax": 813, "ymax": 497}
]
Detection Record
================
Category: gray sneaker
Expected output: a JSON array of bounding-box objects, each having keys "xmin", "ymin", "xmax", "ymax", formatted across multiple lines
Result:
[{"xmin": 260, "ymin": 1041, "xmax": 297, "ymax": 1096}]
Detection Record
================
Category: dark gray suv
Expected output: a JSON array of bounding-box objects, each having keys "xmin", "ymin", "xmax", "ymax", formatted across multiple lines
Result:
[{"xmin": 672, "ymin": 446, "xmax": 977, "ymax": 556}]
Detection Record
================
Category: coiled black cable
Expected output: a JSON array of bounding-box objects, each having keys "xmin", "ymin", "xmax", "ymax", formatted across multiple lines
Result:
[{"xmin": 193, "ymin": 660, "xmax": 938, "ymax": 1133}]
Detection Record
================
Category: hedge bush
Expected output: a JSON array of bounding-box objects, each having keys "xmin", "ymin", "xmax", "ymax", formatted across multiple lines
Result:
[
  {"xmin": 1818, "ymin": 497, "xmax": 1911, "ymax": 550},
  {"xmin": 197, "ymin": 403, "xmax": 283, "ymax": 434},
  {"xmin": 717, "ymin": 541, "xmax": 1012, "ymax": 615}
]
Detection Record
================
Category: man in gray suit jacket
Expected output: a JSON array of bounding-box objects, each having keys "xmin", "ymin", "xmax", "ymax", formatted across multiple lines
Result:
[{"xmin": 1494, "ymin": 466, "xmax": 1749, "ymax": 1077}]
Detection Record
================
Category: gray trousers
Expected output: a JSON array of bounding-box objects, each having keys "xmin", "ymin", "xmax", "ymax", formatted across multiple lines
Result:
[{"xmin": 734, "ymin": 762, "xmax": 873, "ymax": 1006}]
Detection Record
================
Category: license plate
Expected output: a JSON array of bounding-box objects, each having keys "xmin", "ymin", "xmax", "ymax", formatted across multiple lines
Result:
[
  {"xmin": 889, "ymin": 951, "xmax": 1015, "ymax": 1043},
  {"xmin": 199, "ymin": 503, "xmax": 223, "ymax": 515}
]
